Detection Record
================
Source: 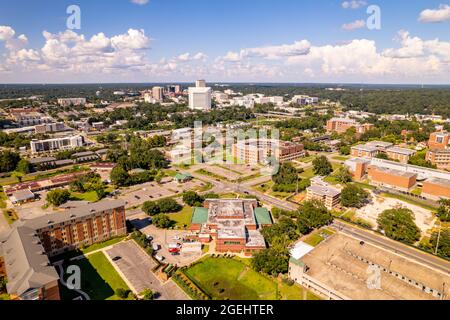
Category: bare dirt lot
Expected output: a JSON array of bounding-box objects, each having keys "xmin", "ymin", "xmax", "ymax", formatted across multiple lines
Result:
[{"xmin": 355, "ymin": 192, "xmax": 436, "ymax": 234}]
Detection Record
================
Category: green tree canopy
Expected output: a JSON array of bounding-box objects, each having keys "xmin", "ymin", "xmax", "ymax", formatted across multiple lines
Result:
[
  {"xmin": 312, "ymin": 156, "xmax": 333, "ymax": 176},
  {"xmin": 377, "ymin": 208, "xmax": 421, "ymax": 244},
  {"xmin": 46, "ymin": 189, "xmax": 71, "ymax": 207},
  {"xmin": 340, "ymin": 184, "xmax": 369, "ymax": 208}
]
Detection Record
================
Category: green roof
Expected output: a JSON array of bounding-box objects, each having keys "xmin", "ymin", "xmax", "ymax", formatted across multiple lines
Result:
[
  {"xmin": 191, "ymin": 207, "xmax": 208, "ymax": 224},
  {"xmin": 175, "ymin": 173, "xmax": 193, "ymax": 181},
  {"xmin": 289, "ymin": 257, "xmax": 305, "ymax": 268},
  {"xmin": 254, "ymin": 207, "xmax": 273, "ymax": 226}
]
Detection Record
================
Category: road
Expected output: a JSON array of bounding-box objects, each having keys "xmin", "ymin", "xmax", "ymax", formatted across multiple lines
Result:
[
  {"xmin": 188, "ymin": 169, "xmax": 298, "ymax": 212},
  {"xmin": 332, "ymin": 220, "xmax": 450, "ymax": 275}
]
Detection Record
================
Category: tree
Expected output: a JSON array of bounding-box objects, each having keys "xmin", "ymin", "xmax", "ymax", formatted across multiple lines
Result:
[
  {"xmin": 430, "ymin": 230, "xmax": 450, "ymax": 258},
  {"xmin": 46, "ymin": 189, "xmax": 71, "ymax": 207},
  {"xmin": 312, "ymin": 156, "xmax": 333, "ymax": 176},
  {"xmin": 298, "ymin": 200, "xmax": 333, "ymax": 230},
  {"xmin": 272, "ymin": 162, "xmax": 298, "ymax": 185},
  {"xmin": 115, "ymin": 288, "xmax": 131, "ymax": 299},
  {"xmin": 158, "ymin": 198, "xmax": 182, "ymax": 213},
  {"xmin": 340, "ymin": 184, "xmax": 369, "ymax": 208},
  {"xmin": 110, "ymin": 165, "xmax": 130, "ymax": 186},
  {"xmin": 152, "ymin": 214, "xmax": 172, "ymax": 229},
  {"xmin": 251, "ymin": 247, "xmax": 289, "ymax": 276},
  {"xmin": 0, "ymin": 151, "xmax": 20, "ymax": 173},
  {"xmin": 183, "ymin": 191, "xmax": 204, "ymax": 207},
  {"xmin": 142, "ymin": 201, "xmax": 161, "ymax": 216},
  {"xmin": 340, "ymin": 145, "xmax": 351, "ymax": 155},
  {"xmin": 436, "ymin": 199, "xmax": 450, "ymax": 222},
  {"xmin": 377, "ymin": 208, "xmax": 421, "ymax": 244},
  {"xmin": 16, "ymin": 159, "xmax": 31, "ymax": 174},
  {"xmin": 261, "ymin": 216, "xmax": 299, "ymax": 245},
  {"xmin": 375, "ymin": 152, "xmax": 389, "ymax": 160},
  {"xmin": 335, "ymin": 166, "xmax": 352, "ymax": 183},
  {"xmin": 141, "ymin": 289, "xmax": 155, "ymax": 300}
]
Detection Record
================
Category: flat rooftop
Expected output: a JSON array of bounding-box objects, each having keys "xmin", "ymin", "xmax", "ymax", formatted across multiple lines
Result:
[
  {"xmin": 296, "ymin": 233, "xmax": 450, "ymax": 300},
  {"xmin": 307, "ymin": 184, "xmax": 341, "ymax": 197},
  {"xmin": 370, "ymin": 165, "xmax": 417, "ymax": 179}
]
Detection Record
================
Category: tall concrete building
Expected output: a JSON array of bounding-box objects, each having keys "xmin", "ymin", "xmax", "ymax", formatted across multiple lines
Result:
[
  {"xmin": 195, "ymin": 79, "xmax": 206, "ymax": 88},
  {"xmin": 189, "ymin": 80, "xmax": 212, "ymax": 111},
  {"xmin": 30, "ymin": 135, "xmax": 85, "ymax": 154},
  {"xmin": 152, "ymin": 86, "xmax": 164, "ymax": 101}
]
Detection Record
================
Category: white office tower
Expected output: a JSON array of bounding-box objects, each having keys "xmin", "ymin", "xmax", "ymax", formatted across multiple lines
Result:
[
  {"xmin": 195, "ymin": 79, "xmax": 206, "ymax": 88},
  {"xmin": 189, "ymin": 86, "xmax": 212, "ymax": 111}
]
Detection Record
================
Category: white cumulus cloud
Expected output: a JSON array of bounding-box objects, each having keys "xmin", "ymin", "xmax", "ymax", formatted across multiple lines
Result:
[
  {"xmin": 342, "ymin": 1, "xmax": 367, "ymax": 9},
  {"xmin": 418, "ymin": 4, "xmax": 450, "ymax": 23},
  {"xmin": 342, "ymin": 19, "xmax": 366, "ymax": 31}
]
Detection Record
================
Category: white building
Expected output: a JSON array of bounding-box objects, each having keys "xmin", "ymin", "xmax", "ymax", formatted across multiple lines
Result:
[
  {"xmin": 189, "ymin": 87, "xmax": 212, "ymax": 111},
  {"xmin": 30, "ymin": 135, "xmax": 85, "ymax": 153},
  {"xmin": 195, "ymin": 80, "xmax": 206, "ymax": 88},
  {"xmin": 57, "ymin": 98, "xmax": 86, "ymax": 107}
]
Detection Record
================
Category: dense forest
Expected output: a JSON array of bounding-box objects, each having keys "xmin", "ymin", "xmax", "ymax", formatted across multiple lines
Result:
[{"xmin": 1, "ymin": 83, "xmax": 450, "ymax": 117}]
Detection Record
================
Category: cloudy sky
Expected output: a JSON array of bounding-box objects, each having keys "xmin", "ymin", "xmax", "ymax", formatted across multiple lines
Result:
[{"xmin": 0, "ymin": 0, "xmax": 449, "ymax": 84}]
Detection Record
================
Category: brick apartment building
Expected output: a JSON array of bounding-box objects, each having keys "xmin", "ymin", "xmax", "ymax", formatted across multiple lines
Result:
[
  {"xmin": 0, "ymin": 200, "xmax": 126, "ymax": 300},
  {"xmin": 189, "ymin": 199, "xmax": 272, "ymax": 256},
  {"xmin": 326, "ymin": 118, "xmax": 374, "ymax": 134},
  {"xmin": 427, "ymin": 131, "xmax": 450, "ymax": 170},
  {"xmin": 232, "ymin": 139, "xmax": 305, "ymax": 165}
]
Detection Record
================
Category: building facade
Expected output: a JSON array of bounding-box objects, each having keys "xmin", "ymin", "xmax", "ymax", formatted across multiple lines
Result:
[
  {"xmin": 30, "ymin": 135, "xmax": 84, "ymax": 153},
  {"xmin": 326, "ymin": 118, "xmax": 374, "ymax": 134},
  {"xmin": 57, "ymin": 98, "xmax": 87, "ymax": 107},
  {"xmin": 188, "ymin": 87, "xmax": 212, "ymax": 111},
  {"xmin": 0, "ymin": 200, "xmax": 126, "ymax": 300},
  {"xmin": 189, "ymin": 199, "xmax": 272, "ymax": 256}
]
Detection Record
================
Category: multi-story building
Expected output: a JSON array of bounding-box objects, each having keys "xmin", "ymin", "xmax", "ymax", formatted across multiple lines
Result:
[
  {"xmin": 34, "ymin": 122, "xmax": 66, "ymax": 134},
  {"xmin": 10, "ymin": 111, "xmax": 54, "ymax": 127},
  {"xmin": 152, "ymin": 86, "xmax": 164, "ymax": 101},
  {"xmin": 189, "ymin": 199, "xmax": 272, "ymax": 256},
  {"xmin": 367, "ymin": 165, "xmax": 417, "ymax": 192},
  {"xmin": 426, "ymin": 149, "xmax": 450, "ymax": 170},
  {"xmin": 188, "ymin": 86, "xmax": 212, "ymax": 111},
  {"xmin": 0, "ymin": 200, "xmax": 126, "ymax": 300},
  {"xmin": 428, "ymin": 131, "xmax": 450, "ymax": 150},
  {"xmin": 351, "ymin": 144, "xmax": 379, "ymax": 158},
  {"xmin": 385, "ymin": 147, "xmax": 416, "ymax": 164},
  {"xmin": 423, "ymin": 177, "xmax": 450, "ymax": 201},
  {"xmin": 195, "ymin": 79, "xmax": 206, "ymax": 88},
  {"xmin": 305, "ymin": 178, "xmax": 341, "ymax": 210},
  {"xmin": 426, "ymin": 131, "xmax": 450, "ymax": 170},
  {"xmin": 30, "ymin": 135, "xmax": 84, "ymax": 153},
  {"xmin": 232, "ymin": 139, "xmax": 305, "ymax": 165},
  {"xmin": 326, "ymin": 118, "xmax": 374, "ymax": 134},
  {"xmin": 57, "ymin": 98, "xmax": 87, "ymax": 107}
]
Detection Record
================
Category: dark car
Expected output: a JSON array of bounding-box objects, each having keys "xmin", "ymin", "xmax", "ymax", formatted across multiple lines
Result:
[{"xmin": 112, "ymin": 256, "xmax": 122, "ymax": 262}]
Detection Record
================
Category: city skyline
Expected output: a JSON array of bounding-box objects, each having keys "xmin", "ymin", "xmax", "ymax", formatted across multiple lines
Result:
[{"xmin": 0, "ymin": 0, "xmax": 449, "ymax": 84}]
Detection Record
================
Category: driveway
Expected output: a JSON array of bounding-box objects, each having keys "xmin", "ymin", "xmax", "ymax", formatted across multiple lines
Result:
[
  {"xmin": 105, "ymin": 241, "xmax": 189, "ymax": 300},
  {"xmin": 0, "ymin": 213, "xmax": 10, "ymax": 238}
]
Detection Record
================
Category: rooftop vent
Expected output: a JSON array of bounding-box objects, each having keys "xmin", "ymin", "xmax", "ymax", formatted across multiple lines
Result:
[{"xmin": 47, "ymin": 220, "xmax": 54, "ymax": 225}]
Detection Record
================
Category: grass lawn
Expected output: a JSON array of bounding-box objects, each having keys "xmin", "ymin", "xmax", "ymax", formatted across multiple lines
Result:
[
  {"xmin": 184, "ymin": 257, "xmax": 318, "ymax": 300},
  {"xmin": 81, "ymin": 236, "xmax": 127, "ymax": 255},
  {"xmin": 3, "ymin": 209, "xmax": 18, "ymax": 225},
  {"xmin": 170, "ymin": 205, "xmax": 193, "ymax": 229},
  {"xmin": 298, "ymin": 156, "xmax": 314, "ymax": 163},
  {"xmin": 382, "ymin": 193, "xmax": 438, "ymax": 211},
  {"xmin": 70, "ymin": 191, "xmax": 99, "ymax": 202},
  {"xmin": 332, "ymin": 156, "xmax": 349, "ymax": 161},
  {"xmin": 61, "ymin": 252, "xmax": 130, "ymax": 300},
  {"xmin": 303, "ymin": 233, "xmax": 325, "ymax": 247},
  {"xmin": 184, "ymin": 257, "xmax": 277, "ymax": 300},
  {"xmin": 269, "ymin": 191, "xmax": 293, "ymax": 200},
  {"xmin": 254, "ymin": 181, "xmax": 274, "ymax": 193},
  {"xmin": 299, "ymin": 167, "xmax": 315, "ymax": 179},
  {"xmin": 0, "ymin": 293, "xmax": 10, "ymax": 300},
  {"xmin": 219, "ymin": 193, "xmax": 239, "ymax": 199},
  {"xmin": 323, "ymin": 175, "xmax": 340, "ymax": 185}
]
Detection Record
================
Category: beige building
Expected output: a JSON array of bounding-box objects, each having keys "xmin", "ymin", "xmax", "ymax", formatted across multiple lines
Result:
[{"xmin": 305, "ymin": 178, "xmax": 341, "ymax": 210}]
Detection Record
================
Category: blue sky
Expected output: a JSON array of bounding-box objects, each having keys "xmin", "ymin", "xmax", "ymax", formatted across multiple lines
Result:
[{"xmin": 0, "ymin": 0, "xmax": 449, "ymax": 83}]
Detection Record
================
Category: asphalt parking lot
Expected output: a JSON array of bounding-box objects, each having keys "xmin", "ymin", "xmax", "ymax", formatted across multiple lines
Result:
[
  {"xmin": 105, "ymin": 240, "xmax": 189, "ymax": 300},
  {"xmin": 139, "ymin": 224, "xmax": 202, "ymax": 266}
]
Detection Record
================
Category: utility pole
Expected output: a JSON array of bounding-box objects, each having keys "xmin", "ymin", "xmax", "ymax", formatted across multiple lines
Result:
[{"xmin": 434, "ymin": 220, "xmax": 442, "ymax": 256}]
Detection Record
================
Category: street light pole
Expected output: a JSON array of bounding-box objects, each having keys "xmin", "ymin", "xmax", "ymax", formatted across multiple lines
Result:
[{"xmin": 435, "ymin": 220, "xmax": 442, "ymax": 256}]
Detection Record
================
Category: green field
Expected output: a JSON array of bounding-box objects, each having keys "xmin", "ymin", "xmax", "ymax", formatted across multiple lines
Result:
[
  {"xmin": 70, "ymin": 191, "xmax": 99, "ymax": 202},
  {"xmin": 299, "ymin": 167, "xmax": 315, "ymax": 179},
  {"xmin": 61, "ymin": 252, "xmax": 130, "ymax": 300},
  {"xmin": 170, "ymin": 205, "xmax": 193, "ymax": 228},
  {"xmin": 183, "ymin": 257, "xmax": 318, "ymax": 300}
]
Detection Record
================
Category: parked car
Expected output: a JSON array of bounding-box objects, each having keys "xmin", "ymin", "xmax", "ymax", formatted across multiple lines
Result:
[
  {"xmin": 155, "ymin": 255, "xmax": 165, "ymax": 262},
  {"xmin": 112, "ymin": 256, "xmax": 122, "ymax": 262},
  {"xmin": 152, "ymin": 243, "xmax": 160, "ymax": 251}
]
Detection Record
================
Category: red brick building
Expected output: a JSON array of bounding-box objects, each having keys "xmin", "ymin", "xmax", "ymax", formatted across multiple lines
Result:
[
  {"xmin": 0, "ymin": 200, "xmax": 126, "ymax": 300},
  {"xmin": 368, "ymin": 165, "xmax": 417, "ymax": 191},
  {"xmin": 190, "ymin": 199, "xmax": 272, "ymax": 256},
  {"xmin": 422, "ymin": 178, "xmax": 450, "ymax": 201}
]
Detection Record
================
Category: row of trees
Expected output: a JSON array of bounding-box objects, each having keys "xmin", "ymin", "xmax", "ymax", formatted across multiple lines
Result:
[{"xmin": 252, "ymin": 200, "xmax": 333, "ymax": 276}]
